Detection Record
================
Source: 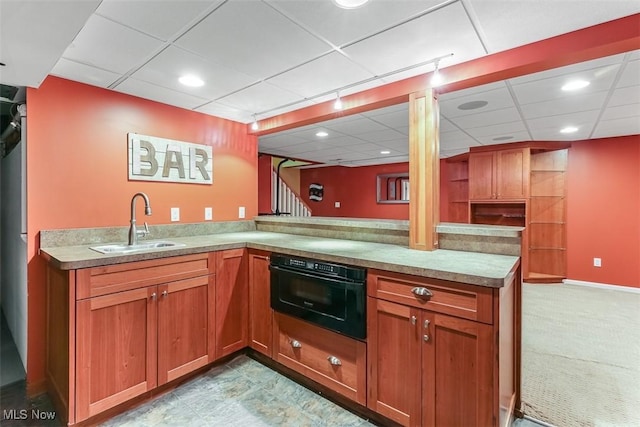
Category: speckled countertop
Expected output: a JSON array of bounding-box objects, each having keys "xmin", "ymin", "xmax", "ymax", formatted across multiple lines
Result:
[{"xmin": 40, "ymin": 230, "xmax": 520, "ymax": 288}]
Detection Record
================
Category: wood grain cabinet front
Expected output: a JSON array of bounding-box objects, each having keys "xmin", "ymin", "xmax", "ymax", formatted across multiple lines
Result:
[
  {"xmin": 273, "ymin": 313, "xmax": 367, "ymax": 405},
  {"xmin": 469, "ymin": 148, "xmax": 530, "ymax": 201},
  {"xmin": 46, "ymin": 253, "xmax": 216, "ymax": 425},
  {"xmin": 248, "ymin": 250, "xmax": 272, "ymax": 357},
  {"xmin": 367, "ymin": 270, "xmax": 519, "ymax": 427},
  {"xmin": 215, "ymin": 249, "xmax": 249, "ymax": 359}
]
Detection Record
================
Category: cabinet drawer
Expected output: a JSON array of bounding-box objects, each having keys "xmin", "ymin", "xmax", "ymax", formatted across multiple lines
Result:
[
  {"xmin": 274, "ymin": 313, "xmax": 366, "ymax": 405},
  {"xmin": 77, "ymin": 253, "xmax": 212, "ymax": 299},
  {"xmin": 368, "ymin": 270, "xmax": 493, "ymax": 324}
]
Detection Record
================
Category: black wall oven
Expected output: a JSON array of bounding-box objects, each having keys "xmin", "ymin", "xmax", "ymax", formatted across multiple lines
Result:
[{"xmin": 270, "ymin": 253, "xmax": 366, "ymax": 340}]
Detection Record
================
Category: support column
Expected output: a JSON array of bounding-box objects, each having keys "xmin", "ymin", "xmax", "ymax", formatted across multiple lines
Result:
[{"xmin": 409, "ymin": 89, "xmax": 440, "ymax": 251}]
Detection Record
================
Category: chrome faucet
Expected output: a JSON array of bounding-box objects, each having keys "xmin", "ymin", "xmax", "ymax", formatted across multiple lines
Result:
[{"xmin": 128, "ymin": 192, "xmax": 152, "ymax": 245}]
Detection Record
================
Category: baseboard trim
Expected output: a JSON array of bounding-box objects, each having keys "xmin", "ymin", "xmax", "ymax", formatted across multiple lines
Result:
[
  {"xmin": 523, "ymin": 414, "xmax": 556, "ymax": 427},
  {"xmin": 563, "ymin": 279, "xmax": 640, "ymax": 294}
]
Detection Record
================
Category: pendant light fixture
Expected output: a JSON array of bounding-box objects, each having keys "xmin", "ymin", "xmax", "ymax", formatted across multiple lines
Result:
[
  {"xmin": 431, "ymin": 60, "xmax": 443, "ymax": 87},
  {"xmin": 251, "ymin": 114, "xmax": 259, "ymax": 131},
  {"xmin": 334, "ymin": 92, "xmax": 343, "ymax": 110}
]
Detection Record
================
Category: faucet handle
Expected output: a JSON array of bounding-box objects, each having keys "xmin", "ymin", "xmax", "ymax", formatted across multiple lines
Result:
[{"xmin": 137, "ymin": 222, "xmax": 150, "ymax": 237}]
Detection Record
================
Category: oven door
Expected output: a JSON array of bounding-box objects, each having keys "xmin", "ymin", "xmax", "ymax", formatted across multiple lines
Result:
[{"xmin": 270, "ymin": 265, "xmax": 365, "ymax": 339}]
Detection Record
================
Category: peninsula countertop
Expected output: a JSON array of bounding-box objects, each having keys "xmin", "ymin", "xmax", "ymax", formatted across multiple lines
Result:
[{"xmin": 40, "ymin": 230, "xmax": 520, "ymax": 288}]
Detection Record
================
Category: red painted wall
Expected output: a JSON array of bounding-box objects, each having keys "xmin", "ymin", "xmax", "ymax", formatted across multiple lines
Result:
[
  {"xmin": 566, "ymin": 135, "xmax": 639, "ymax": 287},
  {"xmin": 258, "ymin": 154, "xmax": 273, "ymax": 214},
  {"xmin": 300, "ymin": 163, "xmax": 409, "ymax": 219},
  {"xmin": 26, "ymin": 76, "xmax": 257, "ymax": 388}
]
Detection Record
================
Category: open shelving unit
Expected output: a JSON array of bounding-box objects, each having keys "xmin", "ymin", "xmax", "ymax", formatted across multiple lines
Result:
[{"xmin": 446, "ymin": 153, "xmax": 469, "ymax": 223}]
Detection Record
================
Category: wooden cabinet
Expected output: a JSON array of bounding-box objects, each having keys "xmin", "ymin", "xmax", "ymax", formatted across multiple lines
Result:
[
  {"xmin": 248, "ymin": 250, "xmax": 272, "ymax": 357},
  {"xmin": 469, "ymin": 148, "xmax": 530, "ymax": 201},
  {"xmin": 273, "ymin": 312, "xmax": 367, "ymax": 405},
  {"xmin": 215, "ymin": 249, "xmax": 249, "ymax": 358},
  {"xmin": 367, "ymin": 269, "xmax": 518, "ymax": 427},
  {"xmin": 446, "ymin": 154, "xmax": 469, "ymax": 223},
  {"xmin": 47, "ymin": 253, "xmax": 215, "ymax": 425}
]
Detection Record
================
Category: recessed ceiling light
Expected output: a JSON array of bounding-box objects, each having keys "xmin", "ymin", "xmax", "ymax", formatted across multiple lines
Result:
[
  {"xmin": 458, "ymin": 100, "xmax": 488, "ymax": 110},
  {"xmin": 316, "ymin": 131, "xmax": 329, "ymax": 137},
  {"xmin": 178, "ymin": 74, "xmax": 204, "ymax": 87},
  {"xmin": 333, "ymin": 0, "xmax": 369, "ymax": 9},
  {"xmin": 493, "ymin": 136, "xmax": 514, "ymax": 141},
  {"xmin": 560, "ymin": 126, "xmax": 579, "ymax": 134},
  {"xmin": 561, "ymin": 80, "xmax": 590, "ymax": 91},
  {"xmin": 380, "ymin": 150, "xmax": 391, "ymax": 154}
]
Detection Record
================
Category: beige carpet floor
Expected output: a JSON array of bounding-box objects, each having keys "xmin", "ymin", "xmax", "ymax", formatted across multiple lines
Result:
[{"xmin": 521, "ymin": 283, "xmax": 640, "ymax": 427}]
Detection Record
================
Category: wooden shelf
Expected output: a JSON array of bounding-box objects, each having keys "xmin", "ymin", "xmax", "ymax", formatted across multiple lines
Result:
[{"xmin": 525, "ymin": 272, "xmax": 565, "ymax": 284}]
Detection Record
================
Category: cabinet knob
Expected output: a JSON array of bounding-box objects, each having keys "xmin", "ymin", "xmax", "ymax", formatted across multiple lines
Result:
[
  {"xmin": 423, "ymin": 335, "xmax": 430, "ymax": 342},
  {"xmin": 424, "ymin": 319, "xmax": 430, "ymax": 329},
  {"xmin": 411, "ymin": 287, "xmax": 433, "ymax": 299},
  {"xmin": 290, "ymin": 339, "xmax": 302, "ymax": 348},
  {"xmin": 150, "ymin": 292, "xmax": 157, "ymax": 300},
  {"xmin": 327, "ymin": 356, "xmax": 342, "ymax": 366},
  {"xmin": 411, "ymin": 315, "xmax": 417, "ymax": 325},
  {"xmin": 161, "ymin": 290, "xmax": 168, "ymax": 298}
]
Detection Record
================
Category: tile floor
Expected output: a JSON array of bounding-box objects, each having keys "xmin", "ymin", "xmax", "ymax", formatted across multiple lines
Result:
[{"xmin": 101, "ymin": 355, "xmax": 374, "ymax": 427}]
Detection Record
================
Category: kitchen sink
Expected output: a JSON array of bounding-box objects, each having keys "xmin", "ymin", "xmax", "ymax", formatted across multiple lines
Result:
[{"xmin": 90, "ymin": 240, "xmax": 186, "ymax": 254}]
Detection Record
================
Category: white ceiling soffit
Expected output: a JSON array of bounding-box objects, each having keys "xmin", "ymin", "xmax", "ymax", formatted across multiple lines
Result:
[{"xmin": 0, "ymin": 0, "xmax": 638, "ymax": 166}]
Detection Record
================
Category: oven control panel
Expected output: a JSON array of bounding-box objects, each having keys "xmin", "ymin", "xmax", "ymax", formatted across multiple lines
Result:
[{"xmin": 271, "ymin": 253, "xmax": 366, "ymax": 282}]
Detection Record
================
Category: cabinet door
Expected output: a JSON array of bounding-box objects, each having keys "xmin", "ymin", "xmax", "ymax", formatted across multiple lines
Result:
[
  {"xmin": 76, "ymin": 287, "xmax": 157, "ymax": 422},
  {"xmin": 157, "ymin": 275, "xmax": 212, "ymax": 386},
  {"xmin": 249, "ymin": 250, "xmax": 272, "ymax": 357},
  {"xmin": 215, "ymin": 249, "xmax": 249, "ymax": 358},
  {"xmin": 468, "ymin": 152, "xmax": 495, "ymax": 200},
  {"xmin": 422, "ymin": 313, "xmax": 494, "ymax": 427},
  {"xmin": 496, "ymin": 148, "xmax": 529, "ymax": 199},
  {"xmin": 367, "ymin": 298, "xmax": 421, "ymax": 427}
]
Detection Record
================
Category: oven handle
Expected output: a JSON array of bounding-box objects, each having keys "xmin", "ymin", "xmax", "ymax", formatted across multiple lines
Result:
[{"xmin": 269, "ymin": 264, "xmax": 363, "ymax": 285}]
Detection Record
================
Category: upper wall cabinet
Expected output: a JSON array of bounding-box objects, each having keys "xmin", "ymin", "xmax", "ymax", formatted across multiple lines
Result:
[{"xmin": 469, "ymin": 148, "xmax": 530, "ymax": 201}]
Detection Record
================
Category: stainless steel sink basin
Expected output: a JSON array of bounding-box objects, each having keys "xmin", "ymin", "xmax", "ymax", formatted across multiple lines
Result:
[{"xmin": 90, "ymin": 240, "xmax": 186, "ymax": 254}]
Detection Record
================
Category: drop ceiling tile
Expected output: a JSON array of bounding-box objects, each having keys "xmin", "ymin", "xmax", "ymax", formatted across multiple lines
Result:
[
  {"xmin": 607, "ymin": 85, "xmax": 640, "ymax": 107},
  {"xmin": 95, "ymin": 0, "xmax": 219, "ymax": 41},
  {"xmin": 475, "ymin": 131, "xmax": 532, "ymax": 145},
  {"xmin": 526, "ymin": 110, "xmax": 600, "ymax": 131},
  {"xmin": 268, "ymin": 52, "xmax": 375, "ymax": 99},
  {"xmin": 440, "ymin": 86, "xmax": 517, "ymax": 118},
  {"xmin": 511, "ymin": 63, "xmax": 621, "ymax": 105},
  {"xmin": 257, "ymin": 99, "xmax": 318, "ymax": 121},
  {"xmin": 50, "ymin": 58, "xmax": 121, "ymax": 88},
  {"xmin": 530, "ymin": 125, "xmax": 593, "ymax": 141},
  {"xmin": 115, "ymin": 77, "xmax": 209, "ymax": 110},
  {"xmin": 131, "ymin": 46, "xmax": 256, "ymax": 100},
  {"xmin": 600, "ymin": 103, "xmax": 640, "ymax": 121},
  {"xmin": 325, "ymin": 136, "xmax": 376, "ymax": 148},
  {"xmin": 363, "ymin": 103, "xmax": 409, "ymax": 117},
  {"xmin": 61, "ymin": 14, "xmax": 165, "ymax": 74},
  {"xmin": 216, "ymin": 82, "xmax": 307, "ymax": 115},
  {"xmin": 366, "ymin": 107, "xmax": 409, "ymax": 128},
  {"xmin": 267, "ymin": 0, "xmax": 447, "ymax": 47},
  {"xmin": 356, "ymin": 128, "xmax": 408, "ymax": 143},
  {"xmin": 449, "ymin": 106, "xmax": 522, "ymax": 129},
  {"xmin": 465, "ymin": 120, "xmax": 528, "ymax": 138},
  {"xmin": 468, "ymin": 0, "xmax": 640, "ymax": 53},
  {"xmin": 0, "ymin": 0, "xmax": 101, "ymax": 87},
  {"xmin": 439, "ymin": 131, "xmax": 481, "ymax": 150},
  {"xmin": 592, "ymin": 116, "xmax": 640, "ymax": 138},
  {"xmin": 617, "ymin": 59, "xmax": 640, "ymax": 88},
  {"xmin": 175, "ymin": 1, "xmax": 331, "ymax": 80},
  {"xmin": 344, "ymin": 2, "xmax": 486, "ymax": 77},
  {"xmin": 439, "ymin": 81, "xmax": 507, "ymax": 100},
  {"xmin": 325, "ymin": 117, "xmax": 389, "ymax": 135},
  {"xmin": 520, "ymin": 91, "xmax": 608, "ymax": 119},
  {"xmin": 195, "ymin": 101, "xmax": 249, "ymax": 123}
]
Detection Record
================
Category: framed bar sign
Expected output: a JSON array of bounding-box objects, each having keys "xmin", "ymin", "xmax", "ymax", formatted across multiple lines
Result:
[{"xmin": 128, "ymin": 133, "xmax": 213, "ymax": 185}]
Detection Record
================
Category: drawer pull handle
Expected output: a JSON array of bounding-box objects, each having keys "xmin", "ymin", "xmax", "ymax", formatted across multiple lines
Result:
[
  {"xmin": 424, "ymin": 319, "xmax": 430, "ymax": 329},
  {"xmin": 150, "ymin": 292, "xmax": 157, "ymax": 300},
  {"xmin": 411, "ymin": 287, "xmax": 433, "ymax": 298},
  {"xmin": 411, "ymin": 315, "xmax": 417, "ymax": 325},
  {"xmin": 327, "ymin": 356, "xmax": 342, "ymax": 366},
  {"xmin": 290, "ymin": 339, "xmax": 302, "ymax": 348}
]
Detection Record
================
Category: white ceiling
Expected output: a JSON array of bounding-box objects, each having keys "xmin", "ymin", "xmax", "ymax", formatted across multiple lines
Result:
[{"xmin": 1, "ymin": 0, "xmax": 638, "ymax": 165}]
